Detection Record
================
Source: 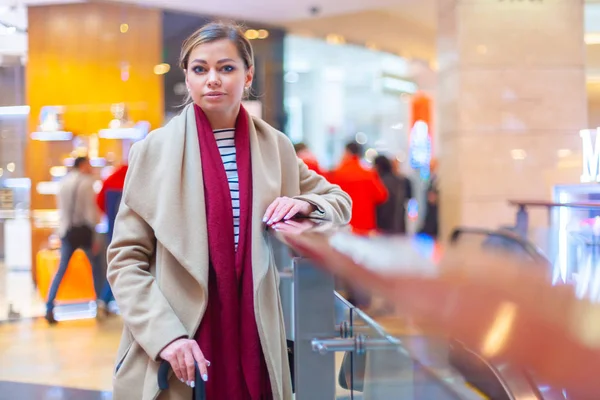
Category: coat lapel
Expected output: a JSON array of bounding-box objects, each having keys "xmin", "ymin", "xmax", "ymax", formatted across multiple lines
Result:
[
  {"xmin": 123, "ymin": 104, "xmax": 209, "ymax": 293},
  {"xmin": 249, "ymin": 117, "xmax": 281, "ymax": 292}
]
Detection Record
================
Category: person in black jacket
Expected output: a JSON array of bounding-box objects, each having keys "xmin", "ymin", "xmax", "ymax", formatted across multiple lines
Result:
[
  {"xmin": 419, "ymin": 159, "xmax": 439, "ymax": 239},
  {"xmin": 373, "ymin": 155, "xmax": 413, "ymax": 235}
]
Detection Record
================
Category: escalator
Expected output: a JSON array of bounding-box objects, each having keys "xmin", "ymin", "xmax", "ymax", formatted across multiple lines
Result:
[
  {"xmin": 279, "ymin": 222, "xmax": 591, "ymax": 399},
  {"xmin": 447, "ymin": 227, "xmax": 565, "ymax": 400}
]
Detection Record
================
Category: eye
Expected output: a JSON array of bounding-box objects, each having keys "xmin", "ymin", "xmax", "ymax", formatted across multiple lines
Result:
[
  {"xmin": 222, "ymin": 65, "xmax": 235, "ymax": 72},
  {"xmin": 192, "ymin": 66, "xmax": 205, "ymax": 74}
]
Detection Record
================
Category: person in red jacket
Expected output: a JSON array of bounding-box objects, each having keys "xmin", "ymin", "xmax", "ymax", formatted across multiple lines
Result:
[
  {"xmin": 96, "ymin": 164, "xmax": 128, "ymax": 214},
  {"xmin": 95, "ymin": 163, "xmax": 128, "ymax": 317},
  {"xmin": 328, "ymin": 142, "xmax": 388, "ymax": 235},
  {"xmin": 294, "ymin": 142, "xmax": 325, "ymax": 177}
]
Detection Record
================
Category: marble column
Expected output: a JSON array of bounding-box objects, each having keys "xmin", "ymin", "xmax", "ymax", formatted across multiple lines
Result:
[{"xmin": 437, "ymin": 0, "xmax": 588, "ymax": 237}]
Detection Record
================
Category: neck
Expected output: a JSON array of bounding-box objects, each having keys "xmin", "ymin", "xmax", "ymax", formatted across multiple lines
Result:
[{"xmin": 204, "ymin": 105, "xmax": 240, "ymax": 130}]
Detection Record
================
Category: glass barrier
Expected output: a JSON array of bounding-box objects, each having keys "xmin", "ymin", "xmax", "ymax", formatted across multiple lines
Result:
[
  {"xmin": 283, "ymin": 225, "xmax": 574, "ymax": 399},
  {"xmin": 291, "ymin": 251, "xmax": 495, "ymax": 400}
]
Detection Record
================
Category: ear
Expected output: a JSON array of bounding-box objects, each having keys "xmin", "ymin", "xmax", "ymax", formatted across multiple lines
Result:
[
  {"xmin": 245, "ymin": 66, "xmax": 254, "ymax": 89},
  {"xmin": 184, "ymin": 70, "xmax": 190, "ymax": 91}
]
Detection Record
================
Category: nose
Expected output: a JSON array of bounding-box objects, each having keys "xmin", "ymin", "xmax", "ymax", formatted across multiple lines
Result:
[{"xmin": 207, "ymin": 69, "xmax": 220, "ymax": 87}]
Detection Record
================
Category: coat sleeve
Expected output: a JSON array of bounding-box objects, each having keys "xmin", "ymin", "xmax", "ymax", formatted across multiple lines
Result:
[
  {"xmin": 293, "ymin": 158, "xmax": 352, "ymax": 225},
  {"xmin": 107, "ymin": 145, "xmax": 189, "ymax": 361}
]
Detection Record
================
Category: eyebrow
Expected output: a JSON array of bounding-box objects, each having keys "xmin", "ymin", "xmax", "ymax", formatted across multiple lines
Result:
[{"xmin": 190, "ymin": 58, "xmax": 236, "ymax": 64}]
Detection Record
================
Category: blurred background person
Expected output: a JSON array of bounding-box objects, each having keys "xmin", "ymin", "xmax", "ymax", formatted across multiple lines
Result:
[
  {"xmin": 328, "ymin": 142, "xmax": 388, "ymax": 309},
  {"xmin": 45, "ymin": 156, "xmax": 101, "ymax": 324},
  {"xmin": 374, "ymin": 155, "xmax": 413, "ymax": 235},
  {"xmin": 328, "ymin": 142, "xmax": 388, "ymax": 236},
  {"xmin": 94, "ymin": 162, "xmax": 129, "ymax": 318},
  {"xmin": 294, "ymin": 142, "xmax": 324, "ymax": 176},
  {"xmin": 419, "ymin": 158, "xmax": 439, "ymax": 239}
]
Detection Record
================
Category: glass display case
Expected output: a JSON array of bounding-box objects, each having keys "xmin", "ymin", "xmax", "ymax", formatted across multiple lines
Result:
[{"xmin": 552, "ymin": 184, "xmax": 600, "ymax": 287}]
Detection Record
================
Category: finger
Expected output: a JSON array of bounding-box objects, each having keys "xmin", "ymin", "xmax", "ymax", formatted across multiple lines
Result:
[
  {"xmin": 169, "ymin": 354, "xmax": 184, "ymax": 384},
  {"xmin": 283, "ymin": 204, "xmax": 302, "ymax": 220},
  {"xmin": 191, "ymin": 343, "xmax": 209, "ymax": 382},
  {"xmin": 263, "ymin": 198, "xmax": 281, "ymax": 222},
  {"xmin": 176, "ymin": 351, "xmax": 188, "ymax": 384},
  {"xmin": 184, "ymin": 348, "xmax": 196, "ymax": 388},
  {"xmin": 270, "ymin": 202, "xmax": 293, "ymax": 224}
]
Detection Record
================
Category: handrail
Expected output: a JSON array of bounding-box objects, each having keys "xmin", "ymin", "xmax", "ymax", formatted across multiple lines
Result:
[
  {"xmin": 449, "ymin": 226, "xmax": 551, "ymax": 266},
  {"xmin": 508, "ymin": 199, "xmax": 600, "ymax": 210}
]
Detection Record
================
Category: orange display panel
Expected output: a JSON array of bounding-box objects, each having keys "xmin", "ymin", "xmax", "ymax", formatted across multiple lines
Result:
[{"xmin": 36, "ymin": 249, "xmax": 96, "ymax": 304}]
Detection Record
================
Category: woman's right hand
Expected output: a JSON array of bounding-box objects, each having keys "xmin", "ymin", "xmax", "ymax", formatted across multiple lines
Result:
[{"xmin": 159, "ymin": 338, "xmax": 210, "ymax": 388}]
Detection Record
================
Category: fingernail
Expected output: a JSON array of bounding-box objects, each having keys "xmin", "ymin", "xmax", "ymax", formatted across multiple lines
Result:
[
  {"xmin": 206, "ymin": 360, "xmax": 211, "ymax": 367},
  {"xmin": 202, "ymin": 374, "xmax": 208, "ymax": 382},
  {"xmin": 190, "ymin": 381, "xmax": 195, "ymax": 388},
  {"xmin": 180, "ymin": 378, "xmax": 185, "ymax": 383},
  {"xmin": 186, "ymin": 381, "xmax": 191, "ymax": 387},
  {"xmin": 262, "ymin": 217, "xmax": 267, "ymax": 222}
]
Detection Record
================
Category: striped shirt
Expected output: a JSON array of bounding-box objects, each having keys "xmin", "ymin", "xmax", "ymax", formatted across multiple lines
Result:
[{"xmin": 214, "ymin": 128, "xmax": 240, "ymax": 249}]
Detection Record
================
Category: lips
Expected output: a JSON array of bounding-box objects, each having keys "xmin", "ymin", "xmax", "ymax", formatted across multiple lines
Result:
[{"xmin": 204, "ymin": 92, "xmax": 225, "ymax": 98}]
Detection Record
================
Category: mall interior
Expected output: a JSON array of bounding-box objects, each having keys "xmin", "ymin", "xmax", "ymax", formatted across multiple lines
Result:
[{"xmin": 1, "ymin": 0, "xmax": 600, "ymax": 399}]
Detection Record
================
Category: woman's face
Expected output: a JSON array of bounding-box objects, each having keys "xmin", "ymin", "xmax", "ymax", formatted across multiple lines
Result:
[{"xmin": 185, "ymin": 39, "xmax": 253, "ymax": 115}]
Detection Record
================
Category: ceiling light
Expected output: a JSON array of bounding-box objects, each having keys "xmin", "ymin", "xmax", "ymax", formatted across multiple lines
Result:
[
  {"xmin": 510, "ymin": 149, "xmax": 527, "ymax": 160},
  {"xmin": 326, "ymin": 34, "xmax": 345, "ymax": 45},
  {"xmin": 245, "ymin": 29, "xmax": 259, "ymax": 40},
  {"xmin": 355, "ymin": 132, "xmax": 367, "ymax": 144},
  {"xmin": 585, "ymin": 33, "xmax": 600, "ymax": 45},
  {"xmin": 6, "ymin": 163, "xmax": 15, "ymax": 172},
  {"xmin": 257, "ymin": 29, "xmax": 269, "ymax": 39},
  {"xmin": 120, "ymin": 23, "xmax": 129, "ymax": 33},
  {"xmin": 557, "ymin": 149, "xmax": 572, "ymax": 158},
  {"xmin": 153, "ymin": 63, "xmax": 170, "ymax": 75}
]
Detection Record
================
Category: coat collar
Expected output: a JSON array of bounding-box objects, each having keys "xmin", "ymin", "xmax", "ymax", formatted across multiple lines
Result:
[{"xmin": 123, "ymin": 103, "xmax": 277, "ymax": 294}]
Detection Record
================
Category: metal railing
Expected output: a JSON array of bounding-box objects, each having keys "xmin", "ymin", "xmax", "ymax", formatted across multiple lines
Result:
[{"xmin": 271, "ymin": 226, "xmax": 561, "ymax": 400}]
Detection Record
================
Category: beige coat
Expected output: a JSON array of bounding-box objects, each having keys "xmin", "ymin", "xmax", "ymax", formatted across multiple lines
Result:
[{"xmin": 107, "ymin": 104, "xmax": 352, "ymax": 400}]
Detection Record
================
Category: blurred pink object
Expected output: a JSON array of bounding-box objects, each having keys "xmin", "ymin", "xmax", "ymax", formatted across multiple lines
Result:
[{"xmin": 282, "ymin": 230, "xmax": 600, "ymax": 399}]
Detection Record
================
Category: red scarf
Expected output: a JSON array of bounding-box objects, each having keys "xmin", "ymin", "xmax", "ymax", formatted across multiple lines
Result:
[{"xmin": 193, "ymin": 104, "xmax": 272, "ymax": 399}]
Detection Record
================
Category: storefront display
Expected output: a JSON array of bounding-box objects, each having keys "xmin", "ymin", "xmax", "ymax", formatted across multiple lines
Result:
[{"xmin": 284, "ymin": 35, "xmax": 419, "ymax": 170}]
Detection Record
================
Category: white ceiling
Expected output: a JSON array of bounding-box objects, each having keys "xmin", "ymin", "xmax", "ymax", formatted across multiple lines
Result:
[
  {"xmin": 109, "ymin": 0, "xmax": 405, "ymax": 23},
  {"xmin": 1, "ymin": 0, "xmax": 600, "ymax": 67}
]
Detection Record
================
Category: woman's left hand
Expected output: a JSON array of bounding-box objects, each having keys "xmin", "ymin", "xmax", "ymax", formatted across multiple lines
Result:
[{"xmin": 263, "ymin": 197, "xmax": 315, "ymax": 226}]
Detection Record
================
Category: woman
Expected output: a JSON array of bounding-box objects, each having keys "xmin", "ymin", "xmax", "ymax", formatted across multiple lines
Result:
[
  {"xmin": 373, "ymin": 155, "xmax": 412, "ymax": 235},
  {"xmin": 107, "ymin": 22, "xmax": 351, "ymax": 400}
]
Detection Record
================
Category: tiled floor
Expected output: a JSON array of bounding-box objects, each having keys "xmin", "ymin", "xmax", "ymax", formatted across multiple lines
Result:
[
  {"xmin": 0, "ymin": 316, "xmax": 355, "ymax": 399},
  {"xmin": 0, "ymin": 262, "xmax": 45, "ymax": 321},
  {"xmin": 0, "ymin": 381, "xmax": 112, "ymax": 400},
  {"xmin": 0, "ymin": 318, "xmax": 121, "ymax": 392}
]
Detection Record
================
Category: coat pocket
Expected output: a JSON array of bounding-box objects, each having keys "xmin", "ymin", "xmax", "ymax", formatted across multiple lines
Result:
[{"xmin": 114, "ymin": 342, "xmax": 134, "ymax": 376}]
